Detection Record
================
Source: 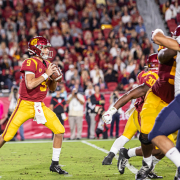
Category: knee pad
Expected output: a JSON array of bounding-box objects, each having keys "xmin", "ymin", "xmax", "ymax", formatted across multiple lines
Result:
[{"xmin": 139, "ymin": 133, "xmax": 152, "ymax": 145}]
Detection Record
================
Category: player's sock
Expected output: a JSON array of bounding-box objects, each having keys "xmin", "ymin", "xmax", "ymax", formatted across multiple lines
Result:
[
  {"xmin": 143, "ymin": 155, "xmax": 153, "ymax": 168},
  {"xmin": 52, "ymin": 148, "xmax": 61, "ymax": 164},
  {"xmin": 152, "ymin": 156, "xmax": 160, "ymax": 168},
  {"xmin": 166, "ymin": 147, "xmax": 180, "ymax": 167},
  {"xmin": 127, "ymin": 147, "xmax": 136, "ymax": 158},
  {"xmin": 110, "ymin": 135, "xmax": 129, "ymax": 155}
]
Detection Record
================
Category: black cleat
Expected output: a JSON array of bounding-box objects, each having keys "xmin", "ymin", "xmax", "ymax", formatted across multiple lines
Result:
[
  {"xmin": 174, "ymin": 167, "xmax": 180, "ymax": 180},
  {"xmin": 102, "ymin": 152, "xmax": 115, "ymax": 165},
  {"xmin": 117, "ymin": 148, "xmax": 129, "ymax": 174},
  {"xmin": 148, "ymin": 170, "xmax": 163, "ymax": 179},
  {"xmin": 50, "ymin": 164, "xmax": 68, "ymax": 175},
  {"xmin": 135, "ymin": 160, "xmax": 153, "ymax": 180}
]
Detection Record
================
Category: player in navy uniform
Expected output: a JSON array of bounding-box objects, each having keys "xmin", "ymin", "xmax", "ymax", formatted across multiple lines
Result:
[{"xmin": 150, "ymin": 26, "xmax": 180, "ymax": 180}]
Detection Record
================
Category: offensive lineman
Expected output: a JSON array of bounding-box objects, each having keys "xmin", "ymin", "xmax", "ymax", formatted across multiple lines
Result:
[
  {"xmin": 102, "ymin": 54, "xmax": 164, "ymax": 178},
  {"xmin": 102, "ymin": 54, "xmax": 158, "ymax": 162},
  {"xmin": 0, "ymin": 36, "xmax": 68, "ymax": 175},
  {"xmin": 103, "ymin": 47, "xmax": 177, "ymax": 179}
]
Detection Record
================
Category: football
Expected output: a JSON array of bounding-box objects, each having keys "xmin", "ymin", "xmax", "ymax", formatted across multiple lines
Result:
[{"xmin": 50, "ymin": 65, "xmax": 63, "ymax": 82}]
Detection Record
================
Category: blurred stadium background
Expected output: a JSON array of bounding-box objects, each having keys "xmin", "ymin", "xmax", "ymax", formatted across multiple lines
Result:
[{"xmin": 0, "ymin": 0, "xmax": 178, "ymax": 139}]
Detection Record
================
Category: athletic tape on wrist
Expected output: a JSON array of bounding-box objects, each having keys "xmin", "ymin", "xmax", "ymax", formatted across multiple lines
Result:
[{"xmin": 41, "ymin": 73, "xmax": 48, "ymax": 80}]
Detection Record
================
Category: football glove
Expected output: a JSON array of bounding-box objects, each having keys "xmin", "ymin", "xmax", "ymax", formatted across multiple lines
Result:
[{"xmin": 102, "ymin": 107, "xmax": 117, "ymax": 124}]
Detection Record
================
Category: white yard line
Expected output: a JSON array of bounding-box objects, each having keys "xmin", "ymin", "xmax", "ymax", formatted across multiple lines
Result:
[
  {"xmin": 5, "ymin": 139, "xmax": 150, "ymax": 179},
  {"xmin": 81, "ymin": 140, "xmax": 150, "ymax": 180}
]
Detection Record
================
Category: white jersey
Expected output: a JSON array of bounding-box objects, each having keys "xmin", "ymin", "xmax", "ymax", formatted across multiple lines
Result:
[{"xmin": 175, "ymin": 52, "xmax": 180, "ymax": 96}]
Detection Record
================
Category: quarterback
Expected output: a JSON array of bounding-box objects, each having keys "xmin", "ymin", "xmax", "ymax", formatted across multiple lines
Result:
[{"xmin": 0, "ymin": 36, "xmax": 68, "ymax": 175}]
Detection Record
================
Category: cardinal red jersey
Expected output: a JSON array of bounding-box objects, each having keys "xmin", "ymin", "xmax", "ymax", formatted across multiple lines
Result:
[
  {"xmin": 19, "ymin": 57, "xmax": 50, "ymax": 102},
  {"xmin": 152, "ymin": 58, "xmax": 176, "ymax": 104},
  {"xmin": 134, "ymin": 70, "xmax": 158, "ymax": 113}
]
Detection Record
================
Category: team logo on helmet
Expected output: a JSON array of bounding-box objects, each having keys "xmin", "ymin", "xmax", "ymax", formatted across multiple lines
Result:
[{"xmin": 31, "ymin": 38, "xmax": 38, "ymax": 46}]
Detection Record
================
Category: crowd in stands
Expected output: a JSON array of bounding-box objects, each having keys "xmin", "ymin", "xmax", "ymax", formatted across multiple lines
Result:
[
  {"xmin": 0, "ymin": 0, "xmax": 154, "ymax": 95},
  {"xmin": 159, "ymin": 0, "xmax": 180, "ymax": 33}
]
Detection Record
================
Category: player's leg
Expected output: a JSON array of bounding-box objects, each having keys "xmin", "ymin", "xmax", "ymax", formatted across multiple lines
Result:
[
  {"xmin": 1, "ymin": 99, "xmax": 32, "ymax": 143},
  {"xmin": 149, "ymin": 96, "xmax": 180, "ymax": 178},
  {"xmin": 136, "ymin": 91, "xmax": 165, "ymax": 179},
  {"xmin": 174, "ymin": 130, "xmax": 180, "ymax": 179},
  {"xmin": 102, "ymin": 110, "xmax": 138, "ymax": 165},
  {"xmin": 43, "ymin": 104, "xmax": 68, "ymax": 175}
]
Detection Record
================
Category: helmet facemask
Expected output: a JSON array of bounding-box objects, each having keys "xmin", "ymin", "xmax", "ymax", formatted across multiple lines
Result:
[{"xmin": 38, "ymin": 44, "xmax": 53, "ymax": 60}]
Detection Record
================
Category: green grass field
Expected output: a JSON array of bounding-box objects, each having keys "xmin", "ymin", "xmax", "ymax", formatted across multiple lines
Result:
[{"xmin": 0, "ymin": 139, "xmax": 176, "ymax": 180}]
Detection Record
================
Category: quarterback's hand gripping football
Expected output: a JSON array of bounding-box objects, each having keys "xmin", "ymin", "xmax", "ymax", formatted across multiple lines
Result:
[
  {"xmin": 102, "ymin": 107, "xmax": 117, "ymax": 124},
  {"xmin": 46, "ymin": 63, "xmax": 57, "ymax": 77}
]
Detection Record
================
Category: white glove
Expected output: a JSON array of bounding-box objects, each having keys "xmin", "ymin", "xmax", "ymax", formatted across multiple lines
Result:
[
  {"xmin": 151, "ymin": 29, "xmax": 164, "ymax": 43},
  {"xmin": 102, "ymin": 107, "xmax": 117, "ymax": 124}
]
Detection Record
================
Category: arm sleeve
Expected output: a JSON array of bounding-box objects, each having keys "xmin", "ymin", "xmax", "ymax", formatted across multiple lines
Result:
[
  {"xmin": 144, "ymin": 73, "xmax": 158, "ymax": 87},
  {"xmin": 20, "ymin": 59, "xmax": 36, "ymax": 73}
]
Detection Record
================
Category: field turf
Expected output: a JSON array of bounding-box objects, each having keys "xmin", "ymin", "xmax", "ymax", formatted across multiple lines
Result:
[{"xmin": 0, "ymin": 139, "xmax": 176, "ymax": 180}]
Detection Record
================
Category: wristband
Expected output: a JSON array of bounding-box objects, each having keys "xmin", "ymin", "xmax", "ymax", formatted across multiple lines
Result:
[
  {"xmin": 41, "ymin": 73, "xmax": 48, "ymax": 80},
  {"xmin": 152, "ymin": 29, "xmax": 164, "ymax": 40}
]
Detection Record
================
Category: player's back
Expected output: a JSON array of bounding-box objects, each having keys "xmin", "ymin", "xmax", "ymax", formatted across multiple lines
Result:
[
  {"xmin": 19, "ymin": 57, "xmax": 50, "ymax": 102},
  {"xmin": 152, "ymin": 58, "xmax": 175, "ymax": 104}
]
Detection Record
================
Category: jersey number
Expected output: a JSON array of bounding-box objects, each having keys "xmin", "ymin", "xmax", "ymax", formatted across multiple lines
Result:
[
  {"xmin": 40, "ymin": 81, "xmax": 47, "ymax": 92},
  {"xmin": 168, "ymin": 61, "xmax": 176, "ymax": 85},
  {"xmin": 146, "ymin": 76, "xmax": 156, "ymax": 87},
  {"xmin": 27, "ymin": 60, "xmax": 31, "ymax": 66}
]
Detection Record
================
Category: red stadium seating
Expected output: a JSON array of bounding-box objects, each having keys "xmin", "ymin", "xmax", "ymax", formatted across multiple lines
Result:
[
  {"xmin": 93, "ymin": 29, "xmax": 101, "ymax": 40},
  {"xmin": 103, "ymin": 29, "xmax": 112, "ymax": 39},
  {"xmin": 107, "ymin": 82, "xmax": 118, "ymax": 91}
]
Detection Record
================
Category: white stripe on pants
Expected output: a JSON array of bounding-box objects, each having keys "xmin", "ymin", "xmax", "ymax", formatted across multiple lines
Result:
[{"xmin": 68, "ymin": 116, "xmax": 83, "ymax": 139}]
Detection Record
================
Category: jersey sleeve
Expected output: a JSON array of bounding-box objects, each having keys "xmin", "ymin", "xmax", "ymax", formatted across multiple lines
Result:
[
  {"xmin": 137, "ymin": 71, "xmax": 143, "ymax": 84},
  {"xmin": 144, "ymin": 73, "xmax": 158, "ymax": 87},
  {"xmin": 20, "ymin": 59, "xmax": 37, "ymax": 73}
]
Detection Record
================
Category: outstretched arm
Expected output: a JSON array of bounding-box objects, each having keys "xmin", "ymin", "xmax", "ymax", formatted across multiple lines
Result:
[
  {"xmin": 102, "ymin": 83, "xmax": 150, "ymax": 124},
  {"xmin": 152, "ymin": 29, "xmax": 180, "ymax": 51},
  {"xmin": 113, "ymin": 83, "xmax": 150, "ymax": 110}
]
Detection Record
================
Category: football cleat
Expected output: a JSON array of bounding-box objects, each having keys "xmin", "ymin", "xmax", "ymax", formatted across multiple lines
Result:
[
  {"xmin": 50, "ymin": 164, "xmax": 68, "ymax": 175},
  {"xmin": 117, "ymin": 148, "xmax": 129, "ymax": 174},
  {"xmin": 148, "ymin": 170, "xmax": 163, "ymax": 179},
  {"xmin": 135, "ymin": 160, "xmax": 153, "ymax": 180},
  {"xmin": 102, "ymin": 152, "xmax": 115, "ymax": 165},
  {"xmin": 174, "ymin": 167, "xmax": 180, "ymax": 180}
]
